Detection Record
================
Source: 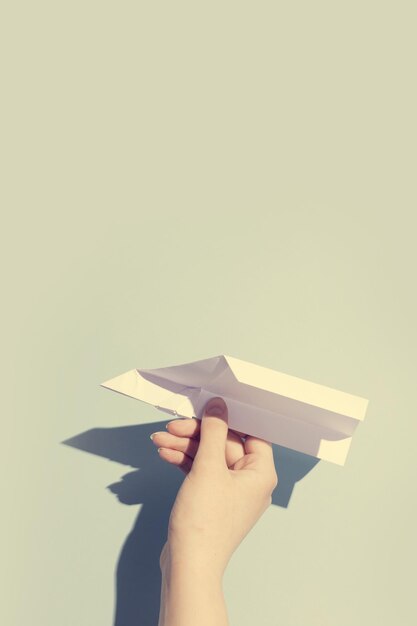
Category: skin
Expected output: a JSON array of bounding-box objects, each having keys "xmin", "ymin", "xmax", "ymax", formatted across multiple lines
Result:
[{"xmin": 150, "ymin": 396, "xmax": 279, "ymax": 626}]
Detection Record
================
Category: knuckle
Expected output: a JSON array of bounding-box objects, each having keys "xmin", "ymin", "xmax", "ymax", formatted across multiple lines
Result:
[{"xmin": 266, "ymin": 471, "xmax": 279, "ymax": 492}]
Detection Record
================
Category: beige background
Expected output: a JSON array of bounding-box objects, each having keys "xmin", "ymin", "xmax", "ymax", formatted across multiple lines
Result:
[{"xmin": 2, "ymin": 2, "xmax": 416, "ymax": 625}]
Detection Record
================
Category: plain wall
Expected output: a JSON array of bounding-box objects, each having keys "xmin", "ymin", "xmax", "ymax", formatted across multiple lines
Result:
[{"xmin": 2, "ymin": 2, "xmax": 416, "ymax": 625}]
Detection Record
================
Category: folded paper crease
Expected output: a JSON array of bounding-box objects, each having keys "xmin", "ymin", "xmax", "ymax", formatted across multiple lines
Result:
[{"xmin": 100, "ymin": 354, "xmax": 369, "ymax": 466}]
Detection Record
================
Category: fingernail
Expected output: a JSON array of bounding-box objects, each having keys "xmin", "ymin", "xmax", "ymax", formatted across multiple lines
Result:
[
  {"xmin": 208, "ymin": 406, "xmax": 224, "ymax": 416},
  {"xmin": 205, "ymin": 398, "xmax": 226, "ymax": 417},
  {"xmin": 150, "ymin": 433, "xmax": 156, "ymax": 440}
]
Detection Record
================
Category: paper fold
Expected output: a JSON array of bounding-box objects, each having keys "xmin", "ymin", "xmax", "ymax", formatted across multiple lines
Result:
[{"xmin": 101, "ymin": 354, "xmax": 369, "ymax": 466}]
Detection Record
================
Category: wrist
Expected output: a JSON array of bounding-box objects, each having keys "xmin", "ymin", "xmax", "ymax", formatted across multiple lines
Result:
[{"xmin": 160, "ymin": 540, "xmax": 225, "ymax": 584}]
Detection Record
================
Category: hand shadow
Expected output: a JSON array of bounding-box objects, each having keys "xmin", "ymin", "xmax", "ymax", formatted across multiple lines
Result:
[{"xmin": 62, "ymin": 421, "xmax": 319, "ymax": 626}]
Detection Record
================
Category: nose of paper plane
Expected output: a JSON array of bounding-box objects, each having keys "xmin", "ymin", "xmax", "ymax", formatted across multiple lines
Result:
[{"xmin": 100, "ymin": 370, "xmax": 139, "ymax": 397}]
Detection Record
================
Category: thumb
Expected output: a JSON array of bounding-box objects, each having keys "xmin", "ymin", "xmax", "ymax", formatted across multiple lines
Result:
[{"xmin": 193, "ymin": 397, "xmax": 229, "ymax": 469}]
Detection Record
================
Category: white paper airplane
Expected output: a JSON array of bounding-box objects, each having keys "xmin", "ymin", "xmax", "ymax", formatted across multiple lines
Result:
[{"xmin": 101, "ymin": 354, "xmax": 369, "ymax": 466}]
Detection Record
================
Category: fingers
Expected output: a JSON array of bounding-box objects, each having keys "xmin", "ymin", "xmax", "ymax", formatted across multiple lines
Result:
[
  {"xmin": 152, "ymin": 398, "xmax": 230, "ymax": 472},
  {"xmin": 244, "ymin": 435, "xmax": 275, "ymax": 466},
  {"xmin": 150, "ymin": 427, "xmax": 198, "ymax": 476},
  {"xmin": 166, "ymin": 417, "xmax": 201, "ymax": 439},
  {"xmin": 167, "ymin": 416, "xmax": 245, "ymax": 443},
  {"xmin": 154, "ymin": 419, "xmax": 246, "ymax": 470},
  {"xmin": 157, "ymin": 447, "xmax": 193, "ymax": 474},
  {"xmin": 244, "ymin": 435, "xmax": 278, "ymax": 486},
  {"xmin": 150, "ymin": 430, "xmax": 199, "ymax": 459},
  {"xmin": 193, "ymin": 397, "xmax": 229, "ymax": 470}
]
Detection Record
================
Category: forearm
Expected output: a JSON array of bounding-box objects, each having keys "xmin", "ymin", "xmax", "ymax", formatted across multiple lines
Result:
[{"xmin": 158, "ymin": 546, "xmax": 229, "ymax": 626}]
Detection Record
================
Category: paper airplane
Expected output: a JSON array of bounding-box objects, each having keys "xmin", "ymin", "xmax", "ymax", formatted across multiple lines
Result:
[{"xmin": 100, "ymin": 354, "xmax": 369, "ymax": 466}]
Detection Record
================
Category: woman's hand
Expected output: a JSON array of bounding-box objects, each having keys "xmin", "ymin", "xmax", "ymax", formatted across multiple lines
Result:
[{"xmin": 151, "ymin": 396, "xmax": 278, "ymax": 579}]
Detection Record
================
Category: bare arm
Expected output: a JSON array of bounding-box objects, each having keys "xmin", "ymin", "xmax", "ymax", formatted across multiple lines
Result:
[
  {"xmin": 153, "ymin": 398, "xmax": 278, "ymax": 626},
  {"xmin": 158, "ymin": 543, "xmax": 229, "ymax": 626}
]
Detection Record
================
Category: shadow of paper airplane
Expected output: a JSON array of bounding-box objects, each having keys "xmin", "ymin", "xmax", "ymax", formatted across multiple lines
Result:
[{"xmin": 62, "ymin": 421, "xmax": 319, "ymax": 626}]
